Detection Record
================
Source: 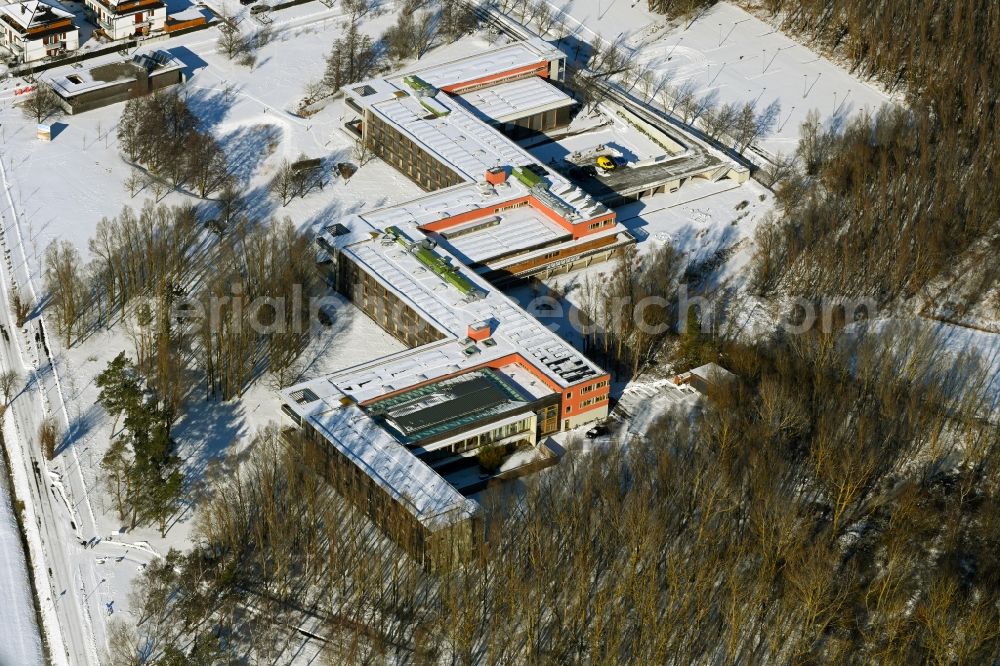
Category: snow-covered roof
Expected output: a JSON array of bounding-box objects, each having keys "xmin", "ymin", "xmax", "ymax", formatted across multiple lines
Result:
[
  {"xmin": 44, "ymin": 49, "xmax": 183, "ymax": 96},
  {"xmin": 0, "ymin": 0, "xmax": 73, "ymax": 32},
  {"xmin": 167, "ymin": 6, "xmax": 206, "ymax": 21},
  {"xmin": 313, "ymin": 217, "xmax": 605, "ymax": 402},
  {"xmin": 349, "ymin": 91, "xmax": 609, "ymax": 224},
  {"xmin": 689, "ymin": 362, "xmax": 735, "ymax": 383},
  {"xmin": 344, "ymin": 40, "xmax": 611, "ymax": 230},
  {"xmin": 456, "ymin": 76, "xmax": 575, "ymax": 124},
  {"xmin": 404, "ymin": 37, "xmax": 562, "ymax": 90},
  {"xmin": 431, "ymin": 204, "xmax": 569, "ymax": 265},
  {"xmin": 280, "ymin": 379, "xmax": 478, "ymax": 530},
  {"xmin": 374, "ymin": 92, "xmax": 527, "ymax": 181}
]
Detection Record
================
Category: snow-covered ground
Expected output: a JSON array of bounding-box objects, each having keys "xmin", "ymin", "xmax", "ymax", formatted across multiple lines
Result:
[
  {"xmin": 0, "ymin": 4, "xmax": 433, "ymax": 660},
  {"xmin": 534, "ymin": 0, "xmax": 893, "ymax": 156},
  {"xmin": 0, "ymin": 1, "xmax": 875, "ymax": 659},
  {"xmin": 0, "ymin": 454, "xmax": 43, "ymax": 666}
]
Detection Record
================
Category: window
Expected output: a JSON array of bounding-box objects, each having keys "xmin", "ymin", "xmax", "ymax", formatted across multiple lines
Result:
[
  {"xmin": 565, "ymin": 405, "xmax": 572, "ymax": 413},
  {"xmin": 495, "ymin": 201, "xmax": 528, "ymax": 213}
]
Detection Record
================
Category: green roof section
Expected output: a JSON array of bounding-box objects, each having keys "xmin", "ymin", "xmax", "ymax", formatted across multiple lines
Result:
[
  {"xmin": 512, "ymin": 166, "xmax": 544, "ymax": 188},
  {"xmin": 384, "ymin": 227, "xmax": 482, "ymax": 297},
  {"xmin": 403, "ymin": 74, "xmax": 437, "ymax": 96},
  {"xmin": 417, "ymin": 97, "xmax": 450, "ymax": 117}
]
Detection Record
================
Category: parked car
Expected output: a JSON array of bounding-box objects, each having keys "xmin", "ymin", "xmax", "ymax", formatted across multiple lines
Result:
[
  {"xmin": 240, "ymin": 0, "xmax": 257, "ymax": 5},
  {"xmin": 595, "ymin": 155, "xmax": 617, "ymax": 172},
  {"xmin": 586, "ymin": 424, "xmax": 610, "ymax": 439},
  {"xmin": 250, "ymin": 3, "xmax": 269, "ymax": 13}
]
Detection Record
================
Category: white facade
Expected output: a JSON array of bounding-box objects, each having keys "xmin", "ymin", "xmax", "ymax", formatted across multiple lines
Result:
[
  {"xmin": 84, "ymin": 0, "xmax": 165, "ymax": 40},
  {"xmin": 0, "ymin": 1, "xmax": 79, "ymax": 63}
]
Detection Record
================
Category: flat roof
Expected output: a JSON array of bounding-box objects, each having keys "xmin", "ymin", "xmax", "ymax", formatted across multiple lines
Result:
[
  {"xmin": 320, "ymin": 217, "xmax": 605, "ymax": 395},
  {"xmin": 337, "ymin": 175, "xmax": 604, "ymax": 234},
  {"xmin": 429, "ymin": 204, "xmax": 570, "ymax": 265},
  {"xmin": 281, "ymin": 380, "xmax": 478, "ymax": 530},
  {"xmin": 344, "ymin": 53, "xmax": 610, "ymax": 228},
  {"xmin": 374, "ymin": 91, "xmax": 528, "ymax": 182},
  {"xmin": 403, "ymin": 37, "xmax": 562, "ymax": 90},
  {"xmin": 456, "ymin": 76, "xmax": 575, "ymax": 124},
  {"xmin": 495, "ymin": 361, "xmax": 558, "ymax": 400},
  {"xmin": 44, "ymin": 49, "xmax": 183, "ymax": 97}
]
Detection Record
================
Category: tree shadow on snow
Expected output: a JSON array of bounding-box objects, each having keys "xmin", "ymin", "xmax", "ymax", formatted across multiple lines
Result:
[
  {"xmin": 185, "ymin": 83, "xmax": 239, "ymax": 129},
  {"xmin": 219, "ymin": 123, "xmax": 283, "ymax": 185},
  {"xmin": 172, "ymin": 397, "xmax": 246, "ymax": 485},
  {"xmin": 56, "ymin": 403, "xmax": 103, "ymax": 457}
]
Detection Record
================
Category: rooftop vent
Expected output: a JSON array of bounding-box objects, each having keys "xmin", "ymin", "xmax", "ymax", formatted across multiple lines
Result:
[
  {"xmin": 325, "ymin": 222, "xmax": 350, "ymax": 237},
  {"xmin": 290, "ymin": 388, "xmax": 319, "ymax": 405}
]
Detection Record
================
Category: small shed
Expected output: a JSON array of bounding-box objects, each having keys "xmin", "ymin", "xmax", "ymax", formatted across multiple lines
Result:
[{"xmin": 673, "ymin": 362, "xmax": 735, "ymax": 395}]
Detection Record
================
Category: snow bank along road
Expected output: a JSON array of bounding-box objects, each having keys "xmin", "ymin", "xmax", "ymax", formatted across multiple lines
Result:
[{"xmin": 0, "ymin": 451, "xmax": 44, "ymax": 666}]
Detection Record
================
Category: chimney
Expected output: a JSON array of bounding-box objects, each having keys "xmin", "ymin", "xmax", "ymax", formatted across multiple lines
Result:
[{"xmin": 485, "ymin": 167, "xmax": 506, "ymax": 186}]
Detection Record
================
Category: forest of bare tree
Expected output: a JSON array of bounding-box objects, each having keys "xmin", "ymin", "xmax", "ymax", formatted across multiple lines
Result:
[
  {"xmin": 104, "ymin": 324, "xmax": 1000, "ymax": 664},
  {"xmin": 748, "ymin": 0, "xmax": 1000, "ymax": 307}
]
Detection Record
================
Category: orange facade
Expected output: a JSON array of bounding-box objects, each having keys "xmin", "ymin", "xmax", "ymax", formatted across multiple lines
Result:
[
  {"xmin": 441, "ymin": 61, "xmax": 550, "ymax": 94},
  {"xmin": 419, "ymin": 194, "xmax": 616, "ymax": 241}
]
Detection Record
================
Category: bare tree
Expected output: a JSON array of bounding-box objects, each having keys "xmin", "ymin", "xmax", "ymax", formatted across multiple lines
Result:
[
  {"xmin": 0, "ymin": 370, "xmax": 18, "ymax": 405},
  {"xmin": 39, "ymin": 417, "xmax": 58, "ymax": 460},
  {"xmin": 216, "ymin": 11, "xmax": 250, "ymax": 61},
  {"xmin": 44, "ymin": 239, "xmax": 87, "ymax": 345},
  {"xmin": 352, "ymin": 135, "xmax": 371, "ymax": 167},
  {"xmin": 10, "ymin": 288, "xmax": 31, "ymax": 327},
  {"xmin": 123, "ymin": 169, "xmax": 146, "ymax": 198},
  {"xmin": 270, "ymin": 160, "xmax": 297, "ymax": 206},
  {"xmin": 342, "ymin": 0, "xmax": 370, "ymax": 23},
  {"xmin": 20, "ymin": 82, "xmax": 61, "ymax": 123}
]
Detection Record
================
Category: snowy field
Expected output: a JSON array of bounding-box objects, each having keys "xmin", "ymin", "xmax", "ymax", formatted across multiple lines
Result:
[{"xmin": 538, "ymin": 0, "xmax": 893, "ymax": 156}]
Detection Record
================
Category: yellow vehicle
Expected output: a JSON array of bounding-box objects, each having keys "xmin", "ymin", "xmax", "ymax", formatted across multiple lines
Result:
[{"xmin": 595, "ymin": 155, "xmax": 617, "ymax": 172}]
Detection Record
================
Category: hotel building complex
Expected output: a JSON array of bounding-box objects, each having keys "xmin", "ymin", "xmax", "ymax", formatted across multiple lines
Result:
[{"xmin": 281, "ymin": 39, "xmax": 634, "ymax": 566}]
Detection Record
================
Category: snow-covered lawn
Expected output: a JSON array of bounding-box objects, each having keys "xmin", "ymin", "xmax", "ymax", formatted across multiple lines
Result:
[{"xmin": 537, "ymin": 0, "xmax": 893, "ymax": 156}]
